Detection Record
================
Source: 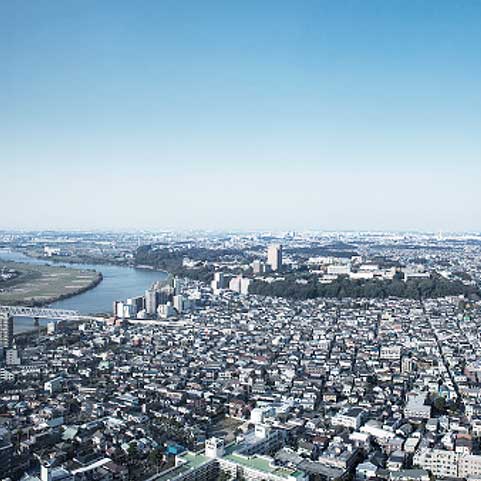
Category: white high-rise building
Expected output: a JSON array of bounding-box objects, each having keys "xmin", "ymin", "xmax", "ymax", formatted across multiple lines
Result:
[
  {"xmin": 211, "ymin": 272, "xmax": 228, "ymax": 294},
  {"xmin": 0, "ymin": 313, "xmax": 13, "ymax": 349},
  {"xmin": 229, "ymin": 276, "xmax": 241, "ymax": 293},
  {"xmin": 173, "ymin": 278, "xmax": 183, "ymax": 295},
  {"xmin": 173, "ymin": 294, "xmax": 189, "ymax": 313},
  {"xmin": 240, "ymin": 277, "xmax": 251, "ymax": 295},
  {"xmin": 144, "ymin": 289, "xmax": 158, "ymax": 315},
  {"xmin": 6, "ymin": 349, "xmax": 20, "ymax": 366},
  {"xmin": 267, "ymin": 244, "xmax": 282, "ymax": 271},
  {"xmin": 251, "ymin": 260, "xmax": 265, "ymax": 274},
  {"xmin": 228, "ymin": 276, "xmax": 251, "ymax": 295}
]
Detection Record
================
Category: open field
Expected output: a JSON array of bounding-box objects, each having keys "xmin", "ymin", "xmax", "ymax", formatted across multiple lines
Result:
[{"xmin": 0, "ymin": 261, "xmax": 102, "ymax": 306}]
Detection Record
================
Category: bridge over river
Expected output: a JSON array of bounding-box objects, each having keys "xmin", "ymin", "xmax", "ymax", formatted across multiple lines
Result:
[
  {"xmin": 0, "ymin": 305, "xmax": 80, "ymax": 320},
  {"xmin": 0, "ymin": 305, "xmax": 106, "ymax": 324}
]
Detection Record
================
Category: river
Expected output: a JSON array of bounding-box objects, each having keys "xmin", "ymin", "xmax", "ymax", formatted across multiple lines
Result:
[{"xmin": 0, "ymin": 250, "xmax": 168, "ymax": 333}]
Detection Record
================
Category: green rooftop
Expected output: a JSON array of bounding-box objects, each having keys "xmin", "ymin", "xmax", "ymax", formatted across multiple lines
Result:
[
  {"xmin": 224, "ymin": 453, "xmax": 300, "ymax": 479},
  {"xmin": 154, "ymin": 463, "xmax": 191, "ymax": 481},
  {"xmin": 153, "ymin": 442, "xmax": 304, "ymax": 481},
  {"xmin": 181, "ymin": 452, "xmax": 209, "ymax": 468},
  {"xmin": 153, "ymin": 452, "xmax": 210, "ymax": 481},
  {"xmin": 291, "ymin": 471, "xmax": 305, "ymax": 478},
  {"xmin": 223, "ymin": 442, "xmax": 238, "ymax": 455}
]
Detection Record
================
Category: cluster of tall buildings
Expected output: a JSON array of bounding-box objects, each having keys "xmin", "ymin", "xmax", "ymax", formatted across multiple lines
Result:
[
  {"xmin": 251, "ymin": 244, "xmax": 283, "ymax": 274},
  {"xmin": 113, "ymin": 277, "xmax": 190, "ymax": 320},
  {"xmin": 211, "ymin": 272, "xmax": 251, "ymax": 295},
  {"xmin": 211, "ymin": 244, "xmax": 283, "ymax": 296}
]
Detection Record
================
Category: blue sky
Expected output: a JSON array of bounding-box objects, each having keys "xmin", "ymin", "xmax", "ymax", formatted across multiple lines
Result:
[{"xmin": 2, "ymin": 1, "xmax": 481, "ymax": 231}]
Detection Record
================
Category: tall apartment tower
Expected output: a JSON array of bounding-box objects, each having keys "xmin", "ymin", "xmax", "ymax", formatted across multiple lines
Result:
[
  {"xmin": 0, "ymin": 313, "xmax": 14, "ymax": 349},
  {"xmin": 144, "ymin": 289, "xmax": 158, "ymax": 316},
  {"xmin": 267, "ymin": 244, "xmax": 283, "ymax": 271}
]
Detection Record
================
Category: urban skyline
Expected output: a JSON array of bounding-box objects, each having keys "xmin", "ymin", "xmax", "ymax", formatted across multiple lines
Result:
[
  {"xmin": 3, "ymin": 230, "xmax": 481, "ymax": 480},
  {"xmin": 4, "ymin": 2, "xmax": 481, "ymax": 479}
]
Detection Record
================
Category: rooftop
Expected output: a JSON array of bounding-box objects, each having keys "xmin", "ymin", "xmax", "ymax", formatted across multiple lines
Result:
[
  {"xmin": 153, "ymin": 452, "xmax": 211, "ymax": 481},
  {"xmin": 224, "ymin": 453, "xmax": 303, "ymax": 479}
]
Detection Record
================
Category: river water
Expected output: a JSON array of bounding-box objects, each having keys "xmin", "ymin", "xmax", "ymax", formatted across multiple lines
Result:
[{"xmin": 0, "ymin": 250, "xmax": 168, "ymax": 333}]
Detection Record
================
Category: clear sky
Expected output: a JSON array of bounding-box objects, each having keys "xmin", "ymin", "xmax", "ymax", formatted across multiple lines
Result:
[{"xmin": 2, "ymin": 0, "xmax": 481, "ymax": 232}]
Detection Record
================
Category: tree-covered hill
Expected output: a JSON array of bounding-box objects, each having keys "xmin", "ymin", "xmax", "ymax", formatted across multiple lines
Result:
[{"xmin": 249, "ymin": 275, "xmax": 479, "ymax": 301}]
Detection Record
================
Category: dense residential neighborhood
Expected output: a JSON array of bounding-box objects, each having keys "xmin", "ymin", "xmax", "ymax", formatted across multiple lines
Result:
[{"xmin": 3, "ymin": 231, "xmax": 481, "ymax": 481}]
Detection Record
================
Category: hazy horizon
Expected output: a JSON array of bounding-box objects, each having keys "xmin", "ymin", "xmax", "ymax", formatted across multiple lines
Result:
[{"xmin": 3, "ymin": 1, "xmax": 481, "ymax": 231}]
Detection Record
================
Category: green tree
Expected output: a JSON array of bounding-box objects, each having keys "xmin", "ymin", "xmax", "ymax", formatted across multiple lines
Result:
[
  {"xmin": 433, "ymin": 395, "xmax": 446, "ymax": 413},
  {"xmin": 127, "ymin": 444, "xmax": 140, "ymax": 478},
  {"xmin": 218, "ymin": 470, "xmax": 232, "ymax": 481},
  {"xmin": 148, "ymin": 448, "xmax": 164, "ymax": 473}
]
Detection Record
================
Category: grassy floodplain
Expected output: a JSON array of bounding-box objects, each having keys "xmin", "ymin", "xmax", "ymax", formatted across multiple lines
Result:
[{"xmin": 0, "ymin": 261, "xmax": 102, "ymax": 306}]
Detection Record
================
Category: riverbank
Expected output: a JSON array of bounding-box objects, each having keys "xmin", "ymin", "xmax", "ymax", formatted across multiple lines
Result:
[
  {"xmin": 0, "ymin": 249, "xmax": 169, "ymax": 315},
  {"xmin": 37, "ymin": 272, "xmax": 103, "ymax": 307},
  {"xmin": 21, "ymin": 248, "xmax": 131, "ymax": 268},
  {"xmin": 0, "ymin": 260, "xmax": 103, "ymax": 307}
]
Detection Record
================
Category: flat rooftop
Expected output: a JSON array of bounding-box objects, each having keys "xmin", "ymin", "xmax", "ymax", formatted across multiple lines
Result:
[
  {"xmin": 153, "ymin": 452, "xmax": 210, "ymax": 481},
  {"xmin": 224, "ymin": 453, "xmax": 303, "ymax": 479}
]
